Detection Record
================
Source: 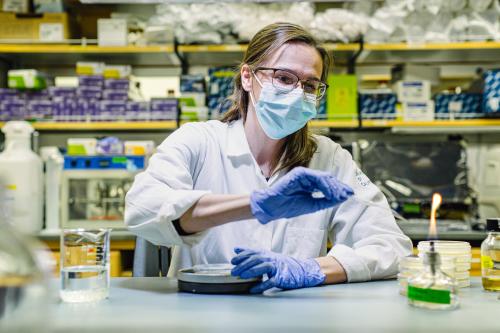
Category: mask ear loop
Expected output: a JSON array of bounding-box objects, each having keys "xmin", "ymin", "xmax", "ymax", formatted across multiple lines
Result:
[{"xmin": 248, "ymin": 69, "xmax": 264, "ymax": 108}]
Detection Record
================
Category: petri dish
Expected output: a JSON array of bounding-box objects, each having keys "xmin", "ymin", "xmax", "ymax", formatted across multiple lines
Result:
[{"xmin": 177, "ymin": 264, "xmax": 262, "ymax": 294}]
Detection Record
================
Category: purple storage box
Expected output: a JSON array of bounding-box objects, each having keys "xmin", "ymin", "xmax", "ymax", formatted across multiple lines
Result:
[
  {"xmin": 99, "ymin": 100, "xmax": 127, "ymax": 112},
  {"xmin": 150, "ymin": 98, "xmax": 178, "ymax": 120},
  {"xmin": 1, "ymin": 99, "xmax": 26, "ymax": 120},
  {"xmin": 77, "ymin": 98, "xmax": 99, "ymax": 120},
  {"xmin": 0, "ymin": 88, "xmax": 21, "ymax": 102},
  {"xmin": 28, "ymin": 99, "xmax": 53, "ymax": 119},
  {"xmin": 126, "ymin": 101, "xmax": 149, "ymax": 111},
  {"xmin": 77, "ymin": 86, "xmax": 102, "ymax": 100},
  {"xmin": 125, "ymin": 101, "xmax": 150, "ymax": 121},
  {"xmin": 26, "ymin": 90, "xmax": 51, "ymax": 100},
  {"xmin": 103, "ymin": 89, "xmax": 128, "ymax": 101},
  {"xmin": 150, "ymin": 98, "xmax": 178, "ymax": 111},
  {"xmin": 104, "ymin": 79, "xmax": 129, "ymax": 90},
  {"xmin": 49, "ymin": 87, "xmax": 77, "ymax": 99},
  {"xmin": 52, "ymin": 97, "xmax": 77, "ymax": 121},
  {"xmin": 78, "ymin": 75, "xmax": 104, "ymax": 87},
  {"xmin": 99, "ymin": 100, "xmax": 127, "ymax": 121}
]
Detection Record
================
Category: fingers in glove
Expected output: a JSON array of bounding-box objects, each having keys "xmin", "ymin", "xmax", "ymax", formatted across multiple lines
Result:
[
  {"xmin": 231, "ymin": 248, "xmax": 258, "ymax": 265},
  {"xmin": 326, "ymin": 176, "xmax": 354, "ymax": 200},
  {"xmin": 250, "ymin": 277, "xmax": 277, "ymax": 294},
  {"xmin": 239, "ymin": 262, "xmax": 276, "ymax": 280},
  {"xmin": 231, "ymin": 255, "xmax": 267, "ymax": 277}
]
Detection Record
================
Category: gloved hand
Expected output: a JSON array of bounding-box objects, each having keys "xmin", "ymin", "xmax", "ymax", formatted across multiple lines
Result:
[
  {"xmin": 231, "ymin": 248, "xmax": 326, "ymax": 294},
  {"xmin": 250, "ymin": 166, "xmax": 353, "ymax": 224}
]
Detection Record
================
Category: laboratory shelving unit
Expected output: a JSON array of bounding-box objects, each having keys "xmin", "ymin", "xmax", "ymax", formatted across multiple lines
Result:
[
  {"xmin": 1, "ymin": 119, "xmax": 500, "ymax": 133},
  {"xmin": 3, "ymin": 40, "xmax": 500, "ymax": 276}
]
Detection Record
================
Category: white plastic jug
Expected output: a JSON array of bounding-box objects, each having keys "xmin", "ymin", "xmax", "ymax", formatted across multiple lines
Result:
[{"xmin": 0, "ymin": 121, "xmax": 43, "ymax": 234}]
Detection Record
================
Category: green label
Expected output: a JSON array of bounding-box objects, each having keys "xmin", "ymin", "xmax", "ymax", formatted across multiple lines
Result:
[
  {"xmin": 407, "ymin": 286, "xmax": 451, "ymax": 304},
  {"xmin": 67, "ymin": 144, "xmax": 87, "ymax": 155},
  {"xmin": 403, "ymin": 203, "xmax": 421, "ymax": 214},
  {"xmin": 112, "ymin": 157, "xmax": 128, "ymax": 164}
]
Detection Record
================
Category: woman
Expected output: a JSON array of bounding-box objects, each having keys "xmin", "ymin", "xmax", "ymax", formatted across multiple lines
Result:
[{"xmin": 125, "ymin": 23, "xmax": 412, "ymax": 293}]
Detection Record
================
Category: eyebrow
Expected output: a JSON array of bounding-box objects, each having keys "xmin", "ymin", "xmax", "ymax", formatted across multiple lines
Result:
[{"xmin": 275, "ymin": 67, "xmax": 321, "ymax": 82}]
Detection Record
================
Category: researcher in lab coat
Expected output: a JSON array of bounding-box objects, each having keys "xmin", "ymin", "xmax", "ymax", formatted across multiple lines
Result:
[{"xmin": 125, "ymin": 22, "xmax": 412, "ymax": 293}]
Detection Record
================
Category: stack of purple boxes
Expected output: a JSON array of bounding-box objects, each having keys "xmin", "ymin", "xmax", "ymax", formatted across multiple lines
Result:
[
  {"xmin": 0, "ymin": 89, "xmax": 25, "ymax": 121},
  {"xmin": 0, "ymin": 64, "xmax": 180, "ymax": 122},
  {"xmin": 0, "ymin": 88, "xmax": 61, "ymax": 121}
]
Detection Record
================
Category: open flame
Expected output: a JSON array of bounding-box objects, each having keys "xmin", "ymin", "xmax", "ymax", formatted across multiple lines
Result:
[{"xmin": 428, "ymin": 193, "xmax": 442, "ymax": 240}]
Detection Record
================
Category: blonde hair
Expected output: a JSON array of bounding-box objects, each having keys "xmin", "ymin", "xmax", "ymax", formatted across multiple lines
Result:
[{"xmin": 221, "ymin": 22, "xmax": 330, "ymax": 174}]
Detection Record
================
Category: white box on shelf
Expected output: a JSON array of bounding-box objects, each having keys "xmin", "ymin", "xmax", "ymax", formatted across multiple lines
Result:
[
  {"xmin": 67, "ymin": 138, "xmax": 97, "ymax": 156},
  {"xmin": 2, "ymin": 0, "xmax": 29, "ymax": 13},
  {"xmin": 98, "ymin": 19, "xmax": 127, "ymax": 47},
  {"xmin": 402, "ymin": 101, "xmax": 435, "ymax": 121},
  {"xmin": 39, "ymin": 23, "xmax": 64, "ymax": 41},
  {"xmin": 124, "ymin": 141, "xmax": 155, "ymax": 156},
  {"xmin": 76, "ymin": 62, "xmax": 105, "ymax": 75},
  {"xmin": 396, "ymin": 80, "xmax": 431, "ymax": 103}
]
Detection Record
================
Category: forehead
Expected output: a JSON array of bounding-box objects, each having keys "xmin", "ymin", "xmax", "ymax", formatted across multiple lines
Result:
[{"xmin": 262, "ymin": 42, "xmax": 323, "ymax": 80}]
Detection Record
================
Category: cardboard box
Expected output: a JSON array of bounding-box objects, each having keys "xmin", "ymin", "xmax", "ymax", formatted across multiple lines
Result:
[
  {"xmin": 98, "ymin": 19, "xmax": 127, "ymax": 46},
  {"xmin": 33, "ymin": 0, "xmax": 64, "ymax": 13},
  {"xmin": 396, "ymin": 80, "xmax": 431, "ymax": 103},
  {"xmin": 326, "ymin": 74, "xmax": 358, "ymax": 121},
  {"xmin": 103, "ymin": 65, "xmax": 132, "ymax": 79},
  {"xmin": 2, "ymin": 0, "xmax": 29, "ymax": 13},
  {"xmin": 76, "ymin": 62, "xmax": 105, "ymax": 76},
  {"xmin": 0, "ymin": 12, "xmax": 70, "ymax": 41},
  {"xmin": 402, "ymin": 101, "xmax": 435, "ymax": 121},
  {"xmin": 483, "ymin": 70, "xmax": 500, "ymax": 116},
  {"xmin": 8, "ymin": 69, "xmax": 48, "ymax": 90},
  {"xmin": 359, "ymin": 91, "xmax": 397, "ymax": 120},
  {"xmin": 435, "ymin": 93, "xmax": 483, "ymax": 119}
]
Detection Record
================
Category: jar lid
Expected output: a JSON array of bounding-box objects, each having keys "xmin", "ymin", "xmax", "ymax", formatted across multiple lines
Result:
[{"xmin": 486, "ymin": 218, "xmax": 500, "ymax": 232}]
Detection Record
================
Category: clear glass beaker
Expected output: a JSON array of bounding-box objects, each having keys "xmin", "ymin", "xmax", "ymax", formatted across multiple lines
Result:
[{"xmin": 60, "ymin": 228, "xmax": 111, "ymax": 303}]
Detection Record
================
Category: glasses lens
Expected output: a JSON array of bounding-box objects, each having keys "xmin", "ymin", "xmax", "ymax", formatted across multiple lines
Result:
[
  {"xmin": 272, "ymin": 70, "xmax": 299, "ymax": 92},
  {"xmin": 303, "ymin": 81, "xmax": 328, "ymax": 100}
]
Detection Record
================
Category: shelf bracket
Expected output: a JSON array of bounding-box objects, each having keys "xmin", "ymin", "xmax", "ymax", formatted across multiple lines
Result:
[
  {"xmin": 348, "ymin": 37, "xmax": 364, "ymax": 129},
  {"xmin": 174, "ymin": 38, "xmax": 189, "ymax": 75},
  {"xmin": 347, "ymin": 36, "xmax": 364, "ymax": 75}
]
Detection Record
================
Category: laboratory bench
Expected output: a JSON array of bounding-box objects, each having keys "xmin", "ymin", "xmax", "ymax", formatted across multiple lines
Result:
[
  {"xmin": 47, "ymin": 277, "xmax": 499, "ymax": 333},
  {"xmin": 35, "ymin": 226, "xmax": 488, "ymax": 277}
]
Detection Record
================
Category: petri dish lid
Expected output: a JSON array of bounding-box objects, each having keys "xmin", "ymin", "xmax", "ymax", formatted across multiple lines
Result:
[
  {"xmin": 400, "ymin": 255, "xmax": 456, "ymax": 269},
  {"xmin": 177, "ymin": 264, "xmax": 261, "ymax": 284},
  {"xmin": 417, "ymin": 240, "xmax": 471, "ymax": 252}
]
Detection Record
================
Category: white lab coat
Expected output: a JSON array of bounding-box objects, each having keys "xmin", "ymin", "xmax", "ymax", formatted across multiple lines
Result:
[{"xmin": 125, "ymin": 119, "xmax": 413, "ymax": 281}]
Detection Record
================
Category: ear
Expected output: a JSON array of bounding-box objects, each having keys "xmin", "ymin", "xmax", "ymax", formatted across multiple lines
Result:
[{"xmin": 241, "ymin": 64, "xmax": 252, "ymax": 92}]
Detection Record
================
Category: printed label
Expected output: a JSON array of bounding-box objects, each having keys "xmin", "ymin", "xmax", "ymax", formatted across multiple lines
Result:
[
  {"xmin": 482, "ymin": 255, "xmax": 494, "ymax": 269},
  {"xmin": 355, "ymin": 169, "xmax": 371, "ymax": 187},
  {"xmin": 407, "ymin": 285, "xmax": 451, "ymax": 304}
]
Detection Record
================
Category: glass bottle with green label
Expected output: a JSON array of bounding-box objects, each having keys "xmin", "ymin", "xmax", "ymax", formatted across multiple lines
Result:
[
  {"xmin": 481, "ymin": 218, "xmax": 500, "ymax": 292},
  {"xmin": 407, "ymin": 251, "xmax": 459, "ymax": 310}
]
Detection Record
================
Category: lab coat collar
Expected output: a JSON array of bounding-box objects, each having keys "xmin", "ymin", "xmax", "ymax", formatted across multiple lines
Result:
[{"xmin": 226, "ymin": 119, "xmax": 253, "ymax": 157}]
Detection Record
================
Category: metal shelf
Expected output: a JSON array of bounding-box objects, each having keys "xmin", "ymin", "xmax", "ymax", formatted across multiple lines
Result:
[
  {"xmin": 6, "ymin": 121, "xmax": 179, "ymax": 131},
  {"xmin": 309, "ymin": 120, "xmax": 359, "ymax": 128},
  {"xmin": 0, "ymin": 44, "xmax": 174, "ymax": 54},
  {"xmin": 0, "ymin": 41, "xmax": 499, "ymax": 55},
  {"xmin": 2, "ymin": 119, "xmax": 498, "ymax": 132},
  {"xmin": 363, "ymin": 41, "xmax": 500, "ymax": 51},
  {"xmin": 362, "ymin": 119, "xmax": 500, "ymax": 128}
]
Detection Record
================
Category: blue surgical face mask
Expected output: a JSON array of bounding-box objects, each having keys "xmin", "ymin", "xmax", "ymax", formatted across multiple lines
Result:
[{"xmin": 250, "ymin": 81, "xmax": 317, "ymax": 140}]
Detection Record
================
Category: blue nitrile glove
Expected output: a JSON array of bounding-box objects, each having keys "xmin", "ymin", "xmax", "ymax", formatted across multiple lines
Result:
[
  {"xmin": 250, "ymin": 166, "xmax": 353, "ymax": 224},
  {"xmin": 231, "ymin": 248, "xmax": 326, "ymax": 294}
]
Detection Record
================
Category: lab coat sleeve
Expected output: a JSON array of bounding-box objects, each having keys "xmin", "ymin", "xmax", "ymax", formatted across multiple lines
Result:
[
  {"xmin": 125, "ymin": 123, "xmax": 211, "ymax": 247},
  {"xmin": 326, "ymin": 146, "xmax": 413, "ymax": 282}
]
